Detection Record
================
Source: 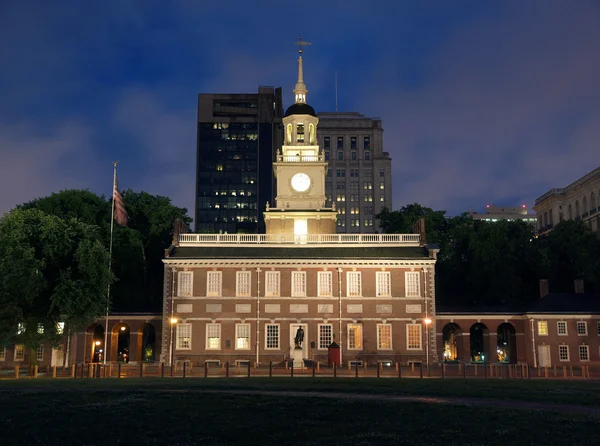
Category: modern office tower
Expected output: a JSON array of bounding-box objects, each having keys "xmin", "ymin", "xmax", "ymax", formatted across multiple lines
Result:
[
  {"xmin": 195, "ymin": 87, "xmax": 284, "ymax": 233},
  {"xmin": 317, "ymin": 113, "xmax": 393, "ymax": 233}
]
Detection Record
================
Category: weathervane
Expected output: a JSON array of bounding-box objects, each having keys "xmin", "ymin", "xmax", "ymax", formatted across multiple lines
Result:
[{"xmin": 294, "ymin": 36, "xmax": 311, "ymax": 54}]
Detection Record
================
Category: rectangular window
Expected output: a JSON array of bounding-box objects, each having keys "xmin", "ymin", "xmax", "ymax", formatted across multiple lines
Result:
[
  {"xmin": 324, "ymin": 137, "xmax": 330, "ymax": 149},
  {"xmin": 176, "ymin": 323, "xmax": 192, "ymax": 350},
  {"xmin": 236, "ymin": 271, "xmax": 251, "ymax": 297},
  {"xmin": 597, "ymin": 321, "xmax": 600, "ymax": 335},
  {"xmin": 178, "ymin": 272, "xmax": 193, "ymax": 297},
  {"xmin": 405, "ymin": 272, "xmax": 420, "ymax": 297},
  {"xmin": 37, "ymin": 323, "xmax": 44, "ymax": 334},
  {"xmin": 325, "ymin": 151, "xmax": 330, "ymax": 161},
  {"xmin": 364, "ymin": 219, "xmax": 373, "ymax": 227},
  {"xmin": 318, "ymin": 271, "xmax": 333, "ymax": 297},
  {"xmin": 17, "ymin": 322, "xmax": 25, "ymax": 335},
  {"xmin": 347, "ymin": 324, "xmax": 363, "ymax": 349},
  {"xmin": 337, "ymin": 137, "xmax": 344, "ymax": 149},
  {"xmin": 379, "ymin": 182, "xmax": 385, "ymax": 190},
  {"xmin": 291, "ymin": 271, "xmax": 306, "ymax": 297},
  {"xmin": 327, "ymin": 168, "xmax": 332, "ymax": 177},
  {"xmin": 265, "ymin": 324, "xmax": 280, "ymax": 349},
  {"xmin": 364, "ymin": 152, "xmax": 371, "ymax": 161},
  {"xmin": 379, "ymin": 168, "xmax": 384, "ymax": 177},
  {"xmin": 235, "ymin": 323, "xmax": 251, "ymax": 350},
  {"xmin": 557, "ymin": 321, "xmax": 567, "ymax": 336},
  {"xmin": 56, "ymin": 322, "xmax": 65, "ymax": 335},
  {"xmin": 377, "ymin": 324, "xmax": 392, "ymax": 350},
  {"xmin": 537, "ymin": 321, "xmax": 548, "ymax": 336},
  {"xmin": 351, "ymin": 136, "xmax": 357, "ymax": 149},
  {"xmin": 265, "ymin": 272, "xmax": 280, "ymax": 297},
  {"xmin": 559, "ymin": 345, "xmax": 569, "ymax": 361},
  {"xmin": 579, "ymin": 345, "xmax": 590, "ymax": 361},
  {"xmin": 15, "ymin": 345, "xmax": 25, "ymax": 361},
  {"xmin": 363, "ymin": 182, "xmax": 372, "ymax": 190},
  {"xmin": 206, "ymin": 271, "xmax": 222, "ymax": 297},
  {"xmin": 364, "ymin": 137, "xmax": 370, "ymax": 150},
  {"xmin": 37, "ymin": 345, "xmax": 44, "ymax": 361},
  {"xmin": 376, "ymin": 271, "xmax": 391, "ymax": 297},
  {"xmin": 347, "ymin": 272, "xmax": 361, "ymax": 297},
  {"xmin": 337, "ymin": 220, "xmax": 346, "ymax": 227},
  {"xmin": 206, "ymin": 323, "xmax": 221, "ymax": 350},
  {"xmin": 577, "ymin": 321, "xmax": 587, "ymax": 335},
  {"xmin": 351, "ymin": 151, "xmax": 357, "ymax": 160},
  {"xmin": 318, "ymin": 324, "xmax": 333, "ymax": 349},
  {"xmin": 337, "ymin": 151, "xmax": 343, "ymax": 160},
  {"xmin": 407, "ymin": 324, "xmax": 422, "ymax": 350},
  {"xmin": 0, "ymin": 347, "xmax": 5, "ymax": 361}
]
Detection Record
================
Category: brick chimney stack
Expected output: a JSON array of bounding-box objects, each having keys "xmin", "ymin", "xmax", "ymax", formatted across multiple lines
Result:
[
  {"xmin": 574, "ymin": 279, "xmax": 585, "ymax": 294},
  {"xmin": 539, "ymin": 279, "xmax": 549, "ymax": 299}
]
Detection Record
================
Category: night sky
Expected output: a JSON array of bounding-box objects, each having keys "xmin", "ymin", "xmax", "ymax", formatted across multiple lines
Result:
[{"xmin": 1, "ymin": 1, "xmax": 599, "ymax": 222}]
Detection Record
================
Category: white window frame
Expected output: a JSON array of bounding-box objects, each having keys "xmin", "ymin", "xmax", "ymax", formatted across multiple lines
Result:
[
  {"xmin": 347, "ymin": 324, "xmax": 363, "ymax": 350},
  {"xmin": 265, "ymin": 324, "xmax": 280, "ymax": 350},
  {"xmin": 177, "ymin": 271, "xmax": 193, "ymax": 297},
  {"xmin": 37, "ymin": 323, "xmax": 44, "ymax": 334},
  {"xmin": 235, "ymin": 323, "xmax": 251, "ymax": 350},
  {"xmin": 406, "ymin": 324, "xmax": 422, "ymax": 350},
  {"xmin": 577, "ymin": 321, "xmax": 587, "ymax": 336},
  {"xmin": 206, "ymin": 323, "xmax": 221, "ymax": 350},
  {"xmin": 291, "ymin": 271, "xmax": 307, "ymax": 297},
  {"xmin": 206, "ymin": 271, "xmax": 222, "ymax": 297},
  {"xmin": 405, "ymin": 272, "xmax": 420, "ymax": 297},
  {"xmin": 579, "ymin": 345, "xmax": 590, "ymax": 361},
  {"xmin": 317, "ymin": 271, "xmax": 333, "ymax": 297},
  {"xmin": 537, "ymin": 321, "xmax": 548, "ymax": 336},
  {"xmin": 557, "ymin": 321, "xmax": 568, "ymax": 336},
  {"xmin": 265, "ymin": 272, "xmax": 280, "ymax": 297},
  {"xmin": 176, "ymin": 323, "xmax": 192, "ymax": 350},
  {"xmin": 0, "ymin": 347, "xmax": 6, "ymax": 361},
  {"xmin": 14, "ymin": 345, "xmax": 25, "ymax": 361},
  {"xmin": 377, "ymin": 324, "xmax": 392, "ymax": 350},
  {"xmin": 236, "ymin": 271, "xmax": 251, "ymax": 297},
  {"xmin": 346, "ymin": 272, "xmax": 362, "ymax": 297},
  {"xmin": 318, "ymin": 324, "xmax": 333, "ymax": 350},
  {"xmin": 597, "ymin": 321, "xmax": 600, "ymax": 336},
  {"xmin": 376, "ymin": 272, "xmax": 391, "ymax": 297},
  {"xmin": 37, "ymin": 345, "xmax": 44, "ymax": 361},
  {"xmin": 559, "ymin": 345, "xmax": 570, "ymax": 362},
  {"xmin": 56, "ymin": 322, "xmax": 65, "ymax": 334}
]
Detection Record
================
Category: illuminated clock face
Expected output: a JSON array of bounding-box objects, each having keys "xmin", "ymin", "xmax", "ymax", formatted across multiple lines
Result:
[{"xmin": 291, "ymin": 173, "xmax": 311, "ymax": 192}]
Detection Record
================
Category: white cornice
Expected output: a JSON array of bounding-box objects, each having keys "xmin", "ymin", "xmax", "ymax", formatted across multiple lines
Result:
[{"xmin": 163, "ymin": 259, "xmax": 435, "ymax": 267}]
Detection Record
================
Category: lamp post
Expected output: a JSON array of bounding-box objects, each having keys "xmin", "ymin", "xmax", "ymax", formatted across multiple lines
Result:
[
  {"xmin": 169, "ymin": 318, "xmax": 177, "ymax": 367},
  {"xmin": 424, "ymin": 318, "xmax": 432, "ymax": 374}
]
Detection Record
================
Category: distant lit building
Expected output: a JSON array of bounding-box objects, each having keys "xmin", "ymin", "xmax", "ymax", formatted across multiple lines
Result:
[
  {"xmin": 469, "ymin": 205, "xmax": 537, "ymax": 227},
  {"xmin": 533, "ymin": 167, "xmax": 600, "ymax": 235}
]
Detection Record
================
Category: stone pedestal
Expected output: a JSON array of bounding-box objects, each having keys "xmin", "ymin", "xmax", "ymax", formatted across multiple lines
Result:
[{"xmin": 292, "ymin": 348, "xmax": 304, "ymax": 369}]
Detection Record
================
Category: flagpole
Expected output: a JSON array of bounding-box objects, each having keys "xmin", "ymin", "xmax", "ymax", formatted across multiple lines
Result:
[{"xmin": 103, "ymin": 161, "xmax": 118, "ymax": 365}]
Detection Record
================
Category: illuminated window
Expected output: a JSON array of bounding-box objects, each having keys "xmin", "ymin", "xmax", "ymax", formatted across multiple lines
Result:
[
  {"xmin": 265, "ymin": 272, "xmax": 280, "ymax": 297},
  {"xmin": 363, "ymin": 182, "xmax": 372, "ymax": 190},
  {"xmin": 14, "ymin": 345, "xmax": 25, "ymax": 361},
  {"xmin": 176, "ymin": 324, "xmax": 191, "ymax": 350},
  {"xmin": 37, "ymin": 324, "xmax": 44, "ymax": 334},
  {"xmin": 537, "ymin": 321, "xmax": 548, "ymax": 336},
  {"xmin": 317, "ymin": 271, "xmax": 332, "ymax": 297},
  {"xmin": 380, "ymin": 182, "xmax": 385, "ymax": 190},
  {"xmin": 291, "ymin": 271, "xmax": 306, "ymax": 297},
  {"xmin": 557, "ymin": 321, "xmax": 567, "ymax": 336},
  {"xmin": 559, "ymin": 345, "xmax": 569, "ymax": 361},
  {"xmin": 351, "ymin": 219, "xmax": 360, "ymax": 227},
  {"xmin": 364, "ymin": 219, "xmax": 373, "ymax": 227},
  {"xmin": 236, "ymin": 271, "xmax": 251, "ymax": 297},
  {"xmin": 577, "ymin": 321, "xmax": 587, "ymax": 336},
  {"xmin": 347, "ymin": 324, "xmax": 363, "ymax": 349},
  {"xmin": 296, "ymin": 124, "xmax": 305, "ymax": 142},
  {"xmin": 178, "ymin": 272, "xmax": 193, "ymax": 297},
  {"xmin": 206, "ymin": 324, "xmax": 221, "ymax": 350},
  {"xmin": 0, "ymin": 347, "xmax": 5, "ymax": 361},
  {"xmin": 405, "ymin": 272, "xmax": 420, "ymax": 297},
  {"xmin": 376, "ymin": 272, "xmax": 391, "ymax": 297},
  {"xmin": 265, "ymin": 324, "xmax": 280, "ymax": 349},
  {"xmin": 17, "ymin": 323, "xmax": 25, "ymax": 335},
  {"xmin": 363, "ymin": 194, "xmax": 373, "ymax": 202},
  {"xmin": 337, "ymin": 220, "xmax": 346, "ymax": 227},
  {"xmin": 36, "ymin": 345, "xmax": 44, "ymax": 361},
  {"xmin": 318, "ymin": 324, "xmax": 333, "ymax": 349},
  {"xmin": 579, "ymin": 345, "xmax": 589, "ymax": 361},
  {"xmin": 377, "ymin": 324, "xmax": 392, "ymax": 350},
  {"xmin": 235, "ymin": 324, "xmax": 250, "ymax": 350},
  {"xmin": 206, "ymin": 271, "xmax": 222, "ymax": 297},
  {"xmin": 407, "ymin": 324, "xmax": 422, "ymax": 350},
  {"xmin": 347, "ymin": 272, "xmax": 361, "ymax": 297},
  {"xmin": 336, "ymin": 195, "xmax": 346, "ymax": 202}
]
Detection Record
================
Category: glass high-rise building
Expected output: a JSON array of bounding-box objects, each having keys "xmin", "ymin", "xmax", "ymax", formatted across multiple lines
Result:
[{"xmin": 195, "ymin": 87, "xmax": 283, "ymax": 233}]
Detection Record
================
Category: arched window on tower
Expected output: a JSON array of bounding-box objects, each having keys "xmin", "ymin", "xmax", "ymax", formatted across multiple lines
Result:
[
  {"xmin": 286, "ymin": 124, "xmax": 292, "ymax": 144},
  {"xmin": 309, "ymin": 124, "xmax": 315, "ymax": 144},
  {"xmin": 297, "ymin": 124, "xmax": 305, "ymax": 143}
]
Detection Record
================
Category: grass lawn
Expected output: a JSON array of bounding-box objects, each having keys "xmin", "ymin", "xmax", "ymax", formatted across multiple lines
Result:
[{"xmin": 1, "ymin": 379, "xmax": 600, "ymax": 444}]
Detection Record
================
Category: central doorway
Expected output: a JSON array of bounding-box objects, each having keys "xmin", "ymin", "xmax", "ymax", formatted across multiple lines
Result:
[{"xmin": 289, "ymin": 323, "xmax": 308, "ymax": 363}]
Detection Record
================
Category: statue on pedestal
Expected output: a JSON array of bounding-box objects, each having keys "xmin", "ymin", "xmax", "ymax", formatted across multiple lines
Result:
[{"xmin": 294, "ymin": 326, "xmax": 304, "ymax": 349}]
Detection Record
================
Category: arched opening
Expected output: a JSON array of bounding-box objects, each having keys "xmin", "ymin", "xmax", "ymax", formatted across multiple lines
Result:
[
  {"xmin": 583, "ymin": 196, "xmax": 588, "ymax": 214},
  {"xmin": 591, "ymin": 192, "xmax": 596, "ymax": 210},
  {"xmin": 568, "ymin": 204, "xmax": 573, "ymax": 219},
  {"xmin": 469, "ymin": 323, "xmax": 489, "ymax": 363},
  {"xmin": 115, "ymin": 324, "xmax": 130, "ymax": 363},
  {"xmin": 575, "ymin": 200, "xmax": 580, "ymax": 218},
  {"xmin": 140, "ymin": 323, "xmax": 157, "ymax": 363},
  {"xmin": 442, "ymin": 323, "xmax": 462, "ymax": 362},
  {"xmin": 497, "ymin": 323, "xmax": 517, "ymax": 363},
  {"xmin": 86, "ymin": 324, "xmax": 106, "ymax": 363}
]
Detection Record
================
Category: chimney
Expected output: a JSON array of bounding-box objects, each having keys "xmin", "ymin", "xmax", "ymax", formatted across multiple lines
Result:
[
  {"xmin": 574, "ymin": 279, "xmax": 585, "ymax": 294},
  {"xmin": 539, "ymin": 279, "xmax": 549, "ymax": 299}
]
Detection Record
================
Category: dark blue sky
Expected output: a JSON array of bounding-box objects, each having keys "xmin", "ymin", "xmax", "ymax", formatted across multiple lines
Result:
[{"xmin": 1, "ymin": 0, "xmax": 599, "ymax": 220}]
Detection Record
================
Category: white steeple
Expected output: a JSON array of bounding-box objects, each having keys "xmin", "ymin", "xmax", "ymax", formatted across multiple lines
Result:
[{"xmin": 294, "ymin": 37, "xmax": 311, "ymax": 104}]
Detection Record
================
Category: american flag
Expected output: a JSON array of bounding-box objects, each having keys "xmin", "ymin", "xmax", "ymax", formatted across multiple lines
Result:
[{"xmin": 113, "ymin": 177, "xmax": 128, "ymax": 226}]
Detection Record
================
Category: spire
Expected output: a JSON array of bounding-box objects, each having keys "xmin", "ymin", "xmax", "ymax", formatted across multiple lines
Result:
[{"xmin": 294, "ymin": 37, "xmax": 311, "ymax": 104}]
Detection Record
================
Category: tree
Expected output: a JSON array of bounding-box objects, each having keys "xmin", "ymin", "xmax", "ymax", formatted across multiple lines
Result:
[
  {"xmin": 0, "ymin": 209, "xmax": 113, "ymax": 365},
  {"xmin": 377, "ymin": 204, "xmax": 450, "ymax": 245}
]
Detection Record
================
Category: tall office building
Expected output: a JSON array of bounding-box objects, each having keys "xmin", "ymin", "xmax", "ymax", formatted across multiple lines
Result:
[
  {"xmin": 317, "ymin": 112, "xmax": 393, "ymax": 233},
  {"xmin": 195, "ymin": 87, "xmax": 284, "ymax": 233}
]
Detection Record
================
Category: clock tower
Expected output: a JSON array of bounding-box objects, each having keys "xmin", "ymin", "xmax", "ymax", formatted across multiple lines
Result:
[{"xmin": 264, "ymin": 39, "xmax": 337, "ymax": 236}]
